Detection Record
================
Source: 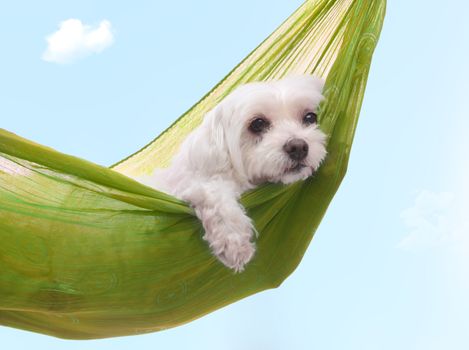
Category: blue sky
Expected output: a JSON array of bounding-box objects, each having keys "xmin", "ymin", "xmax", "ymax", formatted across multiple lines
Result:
[{"xmin": 1, "ymin": 0, "xmax": 468, "ymax": 349}]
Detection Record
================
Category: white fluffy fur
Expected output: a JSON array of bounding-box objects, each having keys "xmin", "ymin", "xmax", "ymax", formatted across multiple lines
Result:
[{"xmin": 137, "ymin": 75, "xmax": 327, "ymax": 272}]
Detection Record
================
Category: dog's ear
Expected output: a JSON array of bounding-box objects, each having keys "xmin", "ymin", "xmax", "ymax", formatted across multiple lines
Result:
[{"xmin": 184, "ymin": 103, "xmax": 232, "ymax": 174}]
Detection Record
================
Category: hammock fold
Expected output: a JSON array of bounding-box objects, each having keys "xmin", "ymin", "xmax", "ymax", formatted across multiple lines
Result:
[{"xmin": 0, "ymin": 0, "xmax": 385, "ymax": 339}]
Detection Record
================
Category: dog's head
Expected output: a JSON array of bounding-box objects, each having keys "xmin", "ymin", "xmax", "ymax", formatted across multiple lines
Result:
[{"xmin": 188, "ymin": 75, "xmax": 327, "ymax": 187}]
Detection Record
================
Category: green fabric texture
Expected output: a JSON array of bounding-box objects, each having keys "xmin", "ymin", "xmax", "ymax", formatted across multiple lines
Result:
[{"xmin": 0, "ymin": 0, "xmax": 385, "ymax": 339}]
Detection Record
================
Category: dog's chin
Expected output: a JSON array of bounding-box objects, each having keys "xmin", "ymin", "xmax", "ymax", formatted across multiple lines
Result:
[
  {"xmin": 279, "ymin": 164, "xmax": 314, "ymax": 185},
  {"xmin": 250, "ymin": 164, "xmax": 314, "ymax": 186}
]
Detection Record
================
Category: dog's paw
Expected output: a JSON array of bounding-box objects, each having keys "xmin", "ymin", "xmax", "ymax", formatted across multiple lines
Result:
[{"xmin": 207, "ymin": 234, "xmax": 256, "ymax": 273}]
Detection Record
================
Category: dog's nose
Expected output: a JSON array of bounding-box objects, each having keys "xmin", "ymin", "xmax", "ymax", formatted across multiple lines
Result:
[{"xmin": 283, "ymin": 138, "xmax": 308, "ymax": 161}]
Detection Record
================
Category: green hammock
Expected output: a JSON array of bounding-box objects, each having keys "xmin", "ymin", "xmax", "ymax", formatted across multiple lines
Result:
[{"xmin": 0, "ymin": 0, "xmax": 385, "ymax": 339}]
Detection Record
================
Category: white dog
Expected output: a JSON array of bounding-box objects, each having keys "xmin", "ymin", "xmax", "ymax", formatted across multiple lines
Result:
[{"xmin": 138, "ymin": 75, "xmax": 327, "ymax": 272}]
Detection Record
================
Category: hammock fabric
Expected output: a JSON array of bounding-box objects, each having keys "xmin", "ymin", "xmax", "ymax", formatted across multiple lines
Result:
[{"xmin": 0, "ymin": 0, "xmax": 385, "ymax": 339}]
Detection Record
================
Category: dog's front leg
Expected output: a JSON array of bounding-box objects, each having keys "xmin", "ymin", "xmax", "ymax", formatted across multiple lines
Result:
[{"xmin": 180, "ymin": 179, "xmax": 255, "ymax": 272}]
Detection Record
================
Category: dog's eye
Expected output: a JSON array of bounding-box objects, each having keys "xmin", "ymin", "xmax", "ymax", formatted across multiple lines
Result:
[
  {"xmin": 248, "ymin": 117, "xmax": 270, "ymax": 134},
  {"xmin": 303, "ymin": 112, "xmax": 317, "ymax": 125}
]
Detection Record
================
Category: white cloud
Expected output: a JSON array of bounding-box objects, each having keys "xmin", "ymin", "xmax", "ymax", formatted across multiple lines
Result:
[
  {"xmin": 399, "ymin": 190, "xmax": 469, "ymax": 252},
  {"xmin": 42, "ymin": 19, "xmax": 114, "ymax": 64}
]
